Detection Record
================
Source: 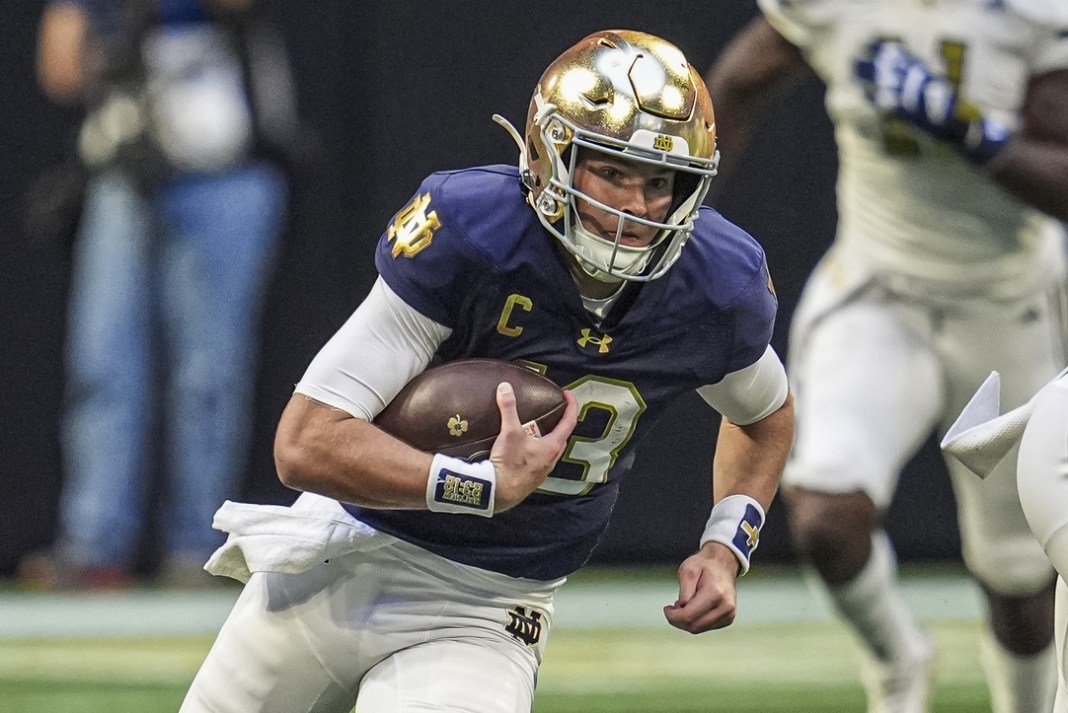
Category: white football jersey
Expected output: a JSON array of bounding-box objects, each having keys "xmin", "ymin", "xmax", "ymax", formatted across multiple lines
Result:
[{"xmin": 758, "ymin": 0, "xmax": 1068, "ymax": 298}]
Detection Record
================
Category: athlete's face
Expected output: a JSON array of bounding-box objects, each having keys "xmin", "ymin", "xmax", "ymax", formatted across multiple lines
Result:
[{"xmin": 571, "ymin": 154, "xmax": 676, "ymax": 247}]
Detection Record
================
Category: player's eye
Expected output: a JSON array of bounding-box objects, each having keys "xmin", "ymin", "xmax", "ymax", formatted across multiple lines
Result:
[
  {"xmin": 647, "ymin": 176, "xmax": 673, "ymax": 194},
  {"xmin": 597, "ymin": 165, "xmax": 622, "ymax": 181}
]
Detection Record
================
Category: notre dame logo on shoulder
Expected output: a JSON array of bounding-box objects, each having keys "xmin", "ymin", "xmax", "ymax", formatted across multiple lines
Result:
[
  {"xmin": 387, "ymin": 193, "xmax": 441, "ymax": 258},
  {"xmin": 505, "ymin": 606, "xmax": 543, "ymax": 646}
]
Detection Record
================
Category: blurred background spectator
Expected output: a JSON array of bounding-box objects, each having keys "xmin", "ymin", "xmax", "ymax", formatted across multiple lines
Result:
[{"xmin": 14, "ymin": 0, "xmax": 302, "ymax": 589}]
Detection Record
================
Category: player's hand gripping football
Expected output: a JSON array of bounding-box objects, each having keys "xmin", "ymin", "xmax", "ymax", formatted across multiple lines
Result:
[
  {"xmin": 854, "ymin": 39, "xmax": 1010, "ymax": 165},
  {"xmin": 663, "ymin": 542, "xmax": 740, "ymax": 634},
  {"xmin": 490, "ymin": 382, "xmax": 578, "ymax": 512}
]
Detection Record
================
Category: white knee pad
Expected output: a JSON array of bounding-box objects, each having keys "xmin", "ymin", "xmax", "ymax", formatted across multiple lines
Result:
[{"xmin": 782, "ymin": 457, "xmax": 898, "ymax": 508}]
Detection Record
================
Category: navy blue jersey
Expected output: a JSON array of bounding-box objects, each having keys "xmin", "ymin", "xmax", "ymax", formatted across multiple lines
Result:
[{"xmin": 346, "ymin": 164, "xmax": 777, "ymax": 580}]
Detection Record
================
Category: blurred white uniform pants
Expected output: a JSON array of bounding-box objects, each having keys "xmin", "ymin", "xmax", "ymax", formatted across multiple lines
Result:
[
  {"xmin": 179, "ymin": 493, "xmax": 561, "ymax": 713},
  {"xmin": 783, "ymin": 249, "xmax": 1062, "ymax": 594}
]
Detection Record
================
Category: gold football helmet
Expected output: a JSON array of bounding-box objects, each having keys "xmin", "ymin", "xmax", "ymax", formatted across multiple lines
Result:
[{"xmin": 496, "ymin": 30, "xmax": 719, "ymax": 282}]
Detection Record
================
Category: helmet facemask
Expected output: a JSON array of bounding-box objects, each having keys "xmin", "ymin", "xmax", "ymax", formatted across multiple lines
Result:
[{"xmin": 532, "ymin": 105, "xmax": 717, "ymax": 282}]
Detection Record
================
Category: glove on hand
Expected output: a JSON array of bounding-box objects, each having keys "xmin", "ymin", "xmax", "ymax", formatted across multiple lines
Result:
[{"xmin": 854, "ymin": 39, "xmax": 1011, "ymax": 165}]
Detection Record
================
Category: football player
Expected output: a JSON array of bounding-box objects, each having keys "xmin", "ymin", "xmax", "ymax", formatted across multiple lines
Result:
[
  {"xmin": 20, "ymin": 0, "xmax": 291, "ymax": 591},
  {"xmin": 706, "ymin": 2, "xmax": 1068, "ymax": 712},
  {"xmin": 942, "ymin": 366, "xmax": 1068, "ymax": 712},
  {"xmin": 179, "ymin": 30, "xmax": 794, "ymax": 713},
  {"xmin": 1013, "ymin": 375, "xmax": 1068, "ymax": 711}
]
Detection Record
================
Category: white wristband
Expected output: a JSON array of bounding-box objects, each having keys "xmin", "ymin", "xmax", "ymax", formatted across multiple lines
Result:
[
  {"xmin": 426, "ymin": 454, "xmax": 497, "ymax": 517},
  {"xmin": 699, "ymin": 494, "xmax": 766, "ymax": 575}
]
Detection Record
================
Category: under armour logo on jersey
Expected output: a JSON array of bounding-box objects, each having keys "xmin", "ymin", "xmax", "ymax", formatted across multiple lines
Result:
[
  {"xmin": 505, "ymin": 606, "xmax": 543, "ymax": 646},
  {"xmin": 387, "ymin": 193, "xmax": 441, "ymax": 258},
  {"xmin": 577, "ymin": 328, "xmax": 612, "ymax": 354}
]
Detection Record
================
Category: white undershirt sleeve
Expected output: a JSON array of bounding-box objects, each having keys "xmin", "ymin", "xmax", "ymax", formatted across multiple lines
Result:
[
  {"xmin": 294, "ymin": 277, "xmax": 452, "ymax": 421},
  {"xmin": 696, "ymin": 346, "xmax": 789, "ymax": 425}
]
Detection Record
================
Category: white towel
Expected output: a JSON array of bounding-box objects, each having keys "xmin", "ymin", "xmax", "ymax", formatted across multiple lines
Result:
[
  {"xmin": 204, "ymin": 494, "xmax": 380, "ymax": 583},
  {"xmin": 940, "ymin": 370, "xmax": 1055, "ymax": 479}
]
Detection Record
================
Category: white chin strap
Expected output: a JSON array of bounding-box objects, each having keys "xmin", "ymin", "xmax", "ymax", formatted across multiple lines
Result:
[{"xmin": 570, "ymin": 222, "xmax": 655, "ymax": 282}]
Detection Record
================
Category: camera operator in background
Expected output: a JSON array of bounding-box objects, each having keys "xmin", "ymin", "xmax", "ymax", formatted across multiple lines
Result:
[{"xmin": 19, "ymin": 0, "xmax": 297, "ymax": 589}]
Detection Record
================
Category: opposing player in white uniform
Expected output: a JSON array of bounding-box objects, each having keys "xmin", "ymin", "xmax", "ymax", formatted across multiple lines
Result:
[
  {"xmin": 179, "ymin": 30, "xmax": 794, "ymax": 712},
  {"xmin": 942, "ymin": 367, "xmax": 1068, "ymax": 711},
  {"xmin": 1017, "ymin": 381, "xmax": 1068, "ymax": 711},
  {"xmin": 706, "ymin": 1, "xmax": 1068, "ymax": 711}
]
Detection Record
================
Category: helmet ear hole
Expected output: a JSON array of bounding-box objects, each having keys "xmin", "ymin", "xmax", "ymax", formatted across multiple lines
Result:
[{"xmin": 670, "ymin": 172, "xmax": 701, "ymax": 215}]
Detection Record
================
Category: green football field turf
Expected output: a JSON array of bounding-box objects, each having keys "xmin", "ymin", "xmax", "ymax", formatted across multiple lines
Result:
[
  {"xmin": 0, "ymin": 566, "xmax": 992, "ymax": 712},
  {"xmin": 0, "ymin": 622, "xmax": 990, "ymax": 712}
]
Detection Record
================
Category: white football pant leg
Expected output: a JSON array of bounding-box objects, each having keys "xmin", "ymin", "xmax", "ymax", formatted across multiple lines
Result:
[
  {"xmin": 179, "ymin": 567, "xmax": 359, "ymax": 713},
  {"xmin": 943, "ymin": 289, "xmax": 1062, "ymax": 595},
  {"xmin": 355, "ymin": 639, "xmax": 536, "ymax": 713},
  {"xmin": 783, "ymin": 286, "xmax": 942, "ymax": 506}
]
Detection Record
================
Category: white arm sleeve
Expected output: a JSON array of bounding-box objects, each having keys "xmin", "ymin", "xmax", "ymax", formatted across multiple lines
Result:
[
  {"xmin": 696, "ymin": 346, "xmax": 789, "ymax": 425},
  {"xmin": 294, "ymin": 277, "xmax": 452, "ymax": 421}
]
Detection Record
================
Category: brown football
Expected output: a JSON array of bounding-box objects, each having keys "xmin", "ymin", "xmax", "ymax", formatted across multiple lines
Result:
[{"xmin": 373, "ymin": 359, "xmax": 567, "ymax": 461}]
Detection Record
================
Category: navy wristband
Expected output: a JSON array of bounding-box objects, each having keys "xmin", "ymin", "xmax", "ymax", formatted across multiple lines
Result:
[{"xmin": 699, "ymin": 494, "xmax": 766, "ymax": 575}]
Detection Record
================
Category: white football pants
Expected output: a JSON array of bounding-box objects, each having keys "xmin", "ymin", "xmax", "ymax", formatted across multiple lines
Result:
[
  {"xmin": 783, "ymin": 252, "xmax": 1063, "ymax": 594},
  {"xmin": 179, "ymin": 495, "xmax": 561, "ymax": 713}
]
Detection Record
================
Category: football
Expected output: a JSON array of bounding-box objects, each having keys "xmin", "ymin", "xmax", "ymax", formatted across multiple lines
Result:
[{"xmin": 373, "ymin": 359, "xmax": 567, "ymax": 461}]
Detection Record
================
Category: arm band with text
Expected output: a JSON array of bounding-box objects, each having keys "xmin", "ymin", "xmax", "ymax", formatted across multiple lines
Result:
[
  {"xmin": 699, "ymin": 494, "xmax": 766, "ymax": 575},
  {"xmin": 426, "ymin": 454, "xmax": 496, "ymax": 517}
]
